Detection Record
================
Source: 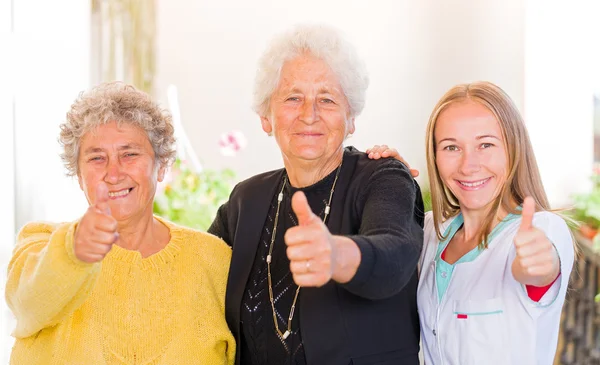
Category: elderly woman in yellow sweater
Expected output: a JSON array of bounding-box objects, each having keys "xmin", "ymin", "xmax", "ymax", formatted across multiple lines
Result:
[{"xmin": 6, "ymin": 82, "xmax": 235, "ymax": 364}]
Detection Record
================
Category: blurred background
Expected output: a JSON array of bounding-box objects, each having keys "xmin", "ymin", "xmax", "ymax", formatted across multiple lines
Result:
[{"xmin": 1, "ymin": 0, "xmax": 600, "ymax": 363}]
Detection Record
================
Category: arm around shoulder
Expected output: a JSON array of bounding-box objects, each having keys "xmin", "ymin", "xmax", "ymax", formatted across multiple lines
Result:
[{"xmin": 340, "ymin": 160, "xmax": 424, "ymax": 300}]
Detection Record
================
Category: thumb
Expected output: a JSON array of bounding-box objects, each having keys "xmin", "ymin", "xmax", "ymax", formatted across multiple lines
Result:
[
  {"xmin": 291, "ymin": 191, "xmax": 317, "ymax": 226},
  {"xmin": 519, "ymin": 196, "xmax": 535, "ymax": 232},
  {"xmin": 95, "ymin": 182, "xmax": 111, "ymax": 215}
]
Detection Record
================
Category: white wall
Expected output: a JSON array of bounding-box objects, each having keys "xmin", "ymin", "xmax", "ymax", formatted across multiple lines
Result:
[
  {"xmin": 524, "ymin": 0, "xmax": 598, "ymax": 206},
  {"xmin": 13, "ymin": 0, "xmax": 91, "ymax": 230},
  {"xmin": 155, "ymin": 0, "xmax": 525, "ymax": 189},
  {"xmin": 0, "ymin": 0, "xmax": 16, "ymax": 249},
  {"xmin": 0, "ymin": 0, "xmax": 16, "ymax": 362}
]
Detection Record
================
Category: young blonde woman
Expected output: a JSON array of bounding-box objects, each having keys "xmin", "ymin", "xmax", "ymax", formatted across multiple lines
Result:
[{"xmin": 368, "ymin": 81, "xmax": 574, "ymax": 365}]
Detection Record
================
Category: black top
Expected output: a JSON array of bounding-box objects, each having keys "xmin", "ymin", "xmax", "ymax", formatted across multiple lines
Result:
[
  {"xmin": 239, "ymin": 165, "xmax": 339, "ymax": 365},
  {"xmin": 209, "ymin": 146, "xmax": 424, "ymax": 365}
]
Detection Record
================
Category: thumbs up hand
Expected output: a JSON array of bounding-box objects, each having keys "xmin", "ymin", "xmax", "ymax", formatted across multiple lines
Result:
[
  {"xmin": 74, "ymin": 182, "xmax": 119, "ymax": 263},
  {"xmin": 511, "ymin": 197, "xmax": 560, "ymax": 286},
  {"xmin": 284, "ymin": 191, "xmax": 337, "ymax": 287}
]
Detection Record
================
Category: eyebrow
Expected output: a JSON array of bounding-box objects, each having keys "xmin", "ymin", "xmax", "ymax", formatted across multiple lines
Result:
[
  {"xmin": 285, "ymin": 87, "xmax": 335, "ymax": 95},
  {"xmin": 82, "ymin": 144, "xmax": 142, "ymax": 155},
  {"xmin": 437, "ymin": 135, "xmax": 500, "ymax": 144},
  {"xmin": 476, "ymin": 134, "xmax": 501, "ymax": 140}
]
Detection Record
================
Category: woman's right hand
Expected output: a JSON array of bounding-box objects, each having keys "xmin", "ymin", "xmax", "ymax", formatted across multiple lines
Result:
[
  {"xmin": 74, "ymin": 182, "xmax": 118, "ymax": 263},
  {"xmin": 366, "ymin": 145, "xmax": 420, "ymax": 177}
]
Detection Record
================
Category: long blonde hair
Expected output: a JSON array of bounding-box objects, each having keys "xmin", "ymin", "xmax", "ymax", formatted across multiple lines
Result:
[{"xmin": 425, "ymin": 81, "xmax": 550, "ymax": 248}]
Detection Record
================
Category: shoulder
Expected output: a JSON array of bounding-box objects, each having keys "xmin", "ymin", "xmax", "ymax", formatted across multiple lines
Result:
[
  {"xmin": 159, "ymin": 218, "xmax": 232, "ymax": 262},
  {"xmin": 344, "ymin": 147, "xmax": 416, "ymax": 199},
  {"xmin": 12, "ymin": 221, "xmax": 76, "ymax": 259},
  {"xmin": 231, "ymin": 168, "xmax": 284, "ymax": 197},
  {"xmin": 511, "ymin": 211, "xmax": 572, "ymax": 240},
  {"xmin": 422, "ymin": 212, "xmax": 458, "ymax": 252},
  {"xmin": 424, "ymin": 211, "xmax": 458, "ymax": 237},
  {"xmin": 16, "ymin": 221, "xmax": 73, "ymax": 246},
  {"xmin": 531, "ymin": 211, "xmax": 574, "ymax": 255},
  {"xmin": 17, "ymin": 221, "xmax": 63, "ymax": 239},
  {"xmin": 424, "ymin": 211, "xmax": 435, "ymax": 237},
  {"xmin": 507, "ymin": 210, "xmax": 574, "ymax": 260},
  {"xmin": 347, "ymin": 146, "xmax": 412, "ymax": 179}
]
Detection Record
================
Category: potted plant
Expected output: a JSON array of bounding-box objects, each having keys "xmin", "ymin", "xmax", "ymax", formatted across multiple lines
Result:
[
  {"xmin": 571, "ymin": 168, "xmax": 600, "ymax": 240},
  {"xmin": 153, "ymin": 158, "xmax": 236, "ymax": 231}
]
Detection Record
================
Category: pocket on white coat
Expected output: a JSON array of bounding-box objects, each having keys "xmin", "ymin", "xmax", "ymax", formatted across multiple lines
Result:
[{"xmin": 452, "ymin": 298, "xmax": 510, "ymax": 365}]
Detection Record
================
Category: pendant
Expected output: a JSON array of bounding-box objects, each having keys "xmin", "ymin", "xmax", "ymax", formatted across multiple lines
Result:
[{"xmin": 282, "ymin": 330, "xmax": 290, "ymax": 340}]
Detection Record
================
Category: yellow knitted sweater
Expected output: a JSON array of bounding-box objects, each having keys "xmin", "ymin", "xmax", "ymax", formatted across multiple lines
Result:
[{"xmin": 6, "ymin": 217, "xmax": 235, "ymax": 365}]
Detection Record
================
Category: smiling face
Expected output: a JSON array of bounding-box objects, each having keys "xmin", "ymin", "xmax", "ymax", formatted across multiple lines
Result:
[
  {"xmin": 260, "ymin": 53, "xmax": 355, "ymax": 165},
  {"xmin": 434, "ymin": 100, "xmax": 508, "ymax": 215},
  {"xmin": 77, "ymin": 121, "xmax": 165, "ymax": 222}
]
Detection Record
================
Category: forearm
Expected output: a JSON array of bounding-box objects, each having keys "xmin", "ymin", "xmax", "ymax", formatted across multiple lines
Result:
[
  {"xmin": 335, "ymin": 159, "xmax": 424, "ymax": 299},
  {"xmin": 339, "ymin": 232, "xmax": 422, "ymax": 300},
  {"xmin": 6, "ymin": 222, "xmax": 101, "ymax": 338}
]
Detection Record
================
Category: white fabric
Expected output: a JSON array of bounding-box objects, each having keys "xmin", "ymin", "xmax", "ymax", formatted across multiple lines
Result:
[{"xmin": 418, "ymin": 211, "xmax": 574, "ymax": 365}]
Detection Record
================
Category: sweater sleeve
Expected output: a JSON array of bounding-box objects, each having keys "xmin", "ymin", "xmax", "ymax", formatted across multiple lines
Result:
[
  {"xmin": 6, "ymin": 221, "xmax": 102, "ymax": 338},
  {"xmin": 341, "ymin": 159, "xmax": 424, "ymax": 300}
]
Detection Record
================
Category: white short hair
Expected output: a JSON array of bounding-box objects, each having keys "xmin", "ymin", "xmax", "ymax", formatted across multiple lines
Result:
[{"xmin": 253, "ymin": 24, "xmax": 370, "ymax": 118}]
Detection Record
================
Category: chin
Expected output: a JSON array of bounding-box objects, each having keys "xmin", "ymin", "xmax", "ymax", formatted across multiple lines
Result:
[
  {"xmin": 292, "ymin": 148, "xmax": 325, "ymax": 161},
  {"xmin": 110, "ymin": 209, "xmax": 137, "ymax": 222},
  {"xmin": 460, "ymin": 198, "xmax": 496, "ymax": 213}
]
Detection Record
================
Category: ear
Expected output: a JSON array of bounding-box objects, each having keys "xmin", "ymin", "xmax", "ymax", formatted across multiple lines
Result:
[
  {"xmin": 261, "ymin": 116, "xmax": 273, "ymax": 135},
  {"xmin": 347, "ymin": 117, "xmax": 356, "ymax": 136},
  {"xmin": 157, "ymin": 164, "xmax": 167, "ymax": 182},
  {"xmin": 77, "ymin": 173, "xmax": 84, "ymax": 192}
]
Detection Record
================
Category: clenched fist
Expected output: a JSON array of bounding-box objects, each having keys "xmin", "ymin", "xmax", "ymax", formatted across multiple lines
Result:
[
  {"xmin": 512, "ymin": 197, "xmax": 560, "ymax": 287},
  {"xmin": 285, "ymin": 191, "xmax": 337, "ymax": 287},
  {"xmin": 74, "ymin": 182, "xmax": 119, "ymax": 263}
]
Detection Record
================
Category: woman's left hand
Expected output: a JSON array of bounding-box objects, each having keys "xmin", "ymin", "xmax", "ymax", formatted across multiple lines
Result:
[
  {"xmin": 285, "ymin": 191, "xmax": 337, "ymax": 287},
  {"xmin": 366, "ymin": 145, "xmax": 419, "ymax": 177}
]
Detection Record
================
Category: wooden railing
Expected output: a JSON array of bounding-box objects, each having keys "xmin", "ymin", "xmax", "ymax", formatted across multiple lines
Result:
[{"xmin": 558, "ymin": 235, "xmax": 600, "ymax": 364}]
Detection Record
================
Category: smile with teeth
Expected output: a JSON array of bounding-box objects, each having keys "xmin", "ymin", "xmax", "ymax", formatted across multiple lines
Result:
[
  {"xmin": 108, "ymin": 188, "xmax": 133, "ymax": 198},
  {"xmin": 457, "ymin": 178, "xmax": 491, "ymax": 188}
]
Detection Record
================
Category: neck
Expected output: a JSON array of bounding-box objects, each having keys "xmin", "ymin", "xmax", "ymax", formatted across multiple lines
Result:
[
  {"xmin": 284, "ymin": 148, "xmax": 344, "ymax": 188},
  {"xmin": 459, "ymin": 205, "xmax": 508, "ymax": 242},
  {"xmin": 115, "ymin": 211, "xmax": 161, "ymax": 251}
]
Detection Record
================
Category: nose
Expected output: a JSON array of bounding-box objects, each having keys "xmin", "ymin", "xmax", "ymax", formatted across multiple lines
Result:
[
  {"xmin": 299, "ymin": 99, "xmax": 318, "ymax": 124},
  {"xmin": 458, "ymin": 149, "xmax": 481, "ymax": 175},
  {"xmin": 104, "ymin": 158, "xmax": 124, "ymax": 185}
]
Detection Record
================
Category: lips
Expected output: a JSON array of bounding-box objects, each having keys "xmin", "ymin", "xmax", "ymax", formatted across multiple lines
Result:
[
  {"xmin": 294, "ymin": 132, "xmax": 323, "ymax": 137},
  {"xmin": 456, "ymin": 177, "xmax": 491, "ymax": 190},
  {"xmin": 108, "ymin": 188, "xmax": 134, "ymax": 199}
]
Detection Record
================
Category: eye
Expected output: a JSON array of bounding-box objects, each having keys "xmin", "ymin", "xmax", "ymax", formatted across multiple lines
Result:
[
  {"xmin": 320, "ymin": 98, "xmax": 335, "ymax": 104},
  {"xmin": 88, "ymin": 156, "xmax": 104, "ymax": 162},
  {"xmin": 443, "ymin": 145, "xmax": 459, "ymax": 151},
  {"xmin": 286, "ymin": 97, "xmax": 300, "ymax": 102},
  {"xmin": 123, "ymin": 153, "xmax": 139, "ymax": 157},
  {"xmin": 481, "ymin": 143, "xmax": 494, "ymax": 149}
]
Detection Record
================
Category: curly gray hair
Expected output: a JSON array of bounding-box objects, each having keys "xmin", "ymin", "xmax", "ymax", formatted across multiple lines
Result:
[
  {"xmin": 253, "ymin": 23, "xmax": 370, "ymax": 118},
  {"xmin": 59, "ymin": 82, "xmax": 176, "ymax": 176}
]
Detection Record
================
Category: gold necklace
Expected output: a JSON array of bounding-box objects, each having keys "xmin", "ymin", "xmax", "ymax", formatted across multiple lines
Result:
[{"xmin": 266, "ymin": 162, "xmax": 342, "ymax": 340}]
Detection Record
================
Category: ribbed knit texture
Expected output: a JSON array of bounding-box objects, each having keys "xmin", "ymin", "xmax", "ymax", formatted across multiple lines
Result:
[{"xmin": 6, "ymin": 216, "xmax": 235, "ymax": 365}]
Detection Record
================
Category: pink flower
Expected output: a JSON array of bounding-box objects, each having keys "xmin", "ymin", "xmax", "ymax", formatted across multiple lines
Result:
[{"xmin": 219, "ymin": 130, "xmax": 247, "ymax": 156}]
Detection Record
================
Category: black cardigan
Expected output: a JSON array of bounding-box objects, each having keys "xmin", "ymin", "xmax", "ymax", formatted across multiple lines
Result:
[{"xmin": 209, "ymin": 146, "xmax": 424, "ymax": 365}]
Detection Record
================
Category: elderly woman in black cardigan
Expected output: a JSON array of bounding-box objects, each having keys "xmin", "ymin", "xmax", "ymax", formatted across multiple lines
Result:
[{"xmin": 209, "ymin": 24, "xmax": 424, "ymax": 365}]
